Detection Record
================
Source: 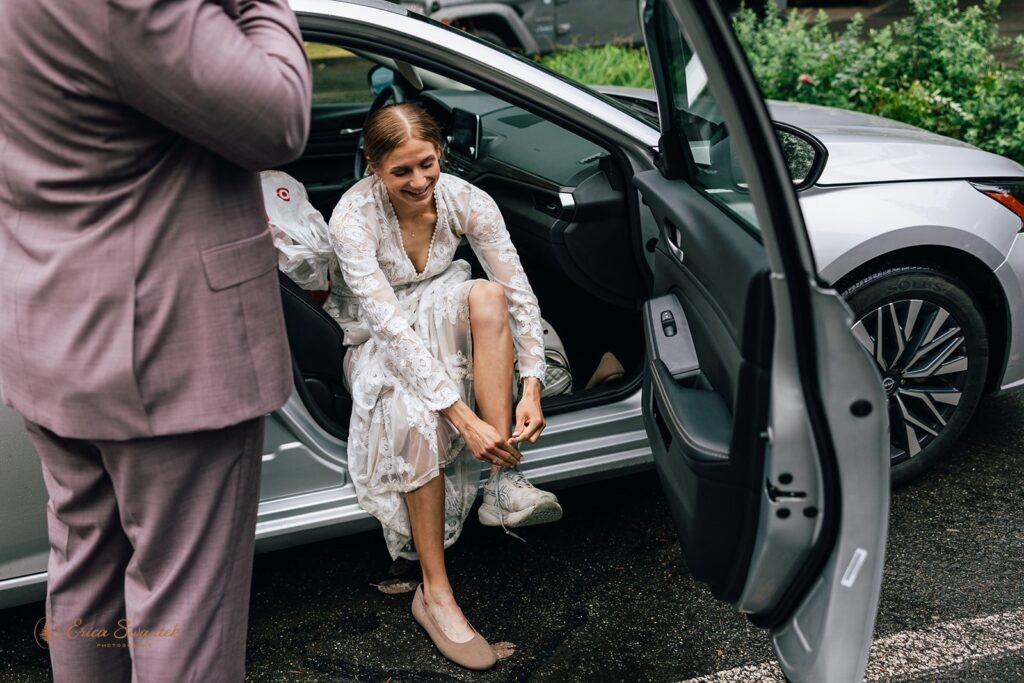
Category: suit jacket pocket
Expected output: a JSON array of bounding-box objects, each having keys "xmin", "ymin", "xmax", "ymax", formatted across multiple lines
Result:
[{"xmin": 200, "ymin": 230, "xmax": 278, "ymax": 291}]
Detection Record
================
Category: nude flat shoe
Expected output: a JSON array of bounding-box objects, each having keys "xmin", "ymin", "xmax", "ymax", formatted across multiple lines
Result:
[
  {"xmin": 412, "ymin": 584, "xmax": 497, "ymax": 671},
  {"xmin": 585, "ymin": 351, "xmax": 626, "ymax": 390}
]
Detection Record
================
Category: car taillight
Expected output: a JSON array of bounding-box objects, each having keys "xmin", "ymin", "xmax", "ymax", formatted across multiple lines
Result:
[{"xmin": 970, "ymin": 181, "xmax": 1024, "ymax": 231}]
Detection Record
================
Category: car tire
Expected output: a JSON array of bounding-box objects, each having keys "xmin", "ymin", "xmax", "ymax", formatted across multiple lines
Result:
[
  {"xmin": 840, "ymin": 266, "xmax": 989, "ymax": 486},
  {"xmin": 471, "ymin": 29, "xmax": 508, "ymax": 49}
]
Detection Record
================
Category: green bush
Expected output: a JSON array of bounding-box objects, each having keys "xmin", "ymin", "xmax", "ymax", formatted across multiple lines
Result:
[
  {"xmin": 539, "ymin": 0, "xmax": 1024, "ymax": 165},
  {"xmin": 540, "ymin": 44, "xmax": 653, "ymax": 88},
  {"xmin": 735, "ymin": 0, "xmax": 1024, "ymax": 163}
]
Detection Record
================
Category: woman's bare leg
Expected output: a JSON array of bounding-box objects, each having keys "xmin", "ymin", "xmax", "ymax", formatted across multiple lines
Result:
[
  {"xmin": 402, "ymin": 281, "xmax": 513, "ymax": 644},
  {"xmin": 469, "ymin": 280, "xmax": 514, "ymax": 447},
  {"xmin": 405, "ymin": 473, "xmax": 475, "ymax": 642}
]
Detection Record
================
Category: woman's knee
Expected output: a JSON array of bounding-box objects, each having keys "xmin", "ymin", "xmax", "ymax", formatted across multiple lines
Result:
[{"xmin": 469, "ymin": 281, "xmax": 508, "ymax": 331}]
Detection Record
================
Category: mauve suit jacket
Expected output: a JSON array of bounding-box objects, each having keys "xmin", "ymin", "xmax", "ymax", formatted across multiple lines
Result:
[{"xmin": 0, "ymin": 0, "xmax": 312, "ymax": 439}]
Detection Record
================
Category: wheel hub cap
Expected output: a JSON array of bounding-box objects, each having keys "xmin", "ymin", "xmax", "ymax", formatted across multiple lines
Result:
[{"xmin": 851, "ymin": 299, "xmax": 969, "ymax": 465}]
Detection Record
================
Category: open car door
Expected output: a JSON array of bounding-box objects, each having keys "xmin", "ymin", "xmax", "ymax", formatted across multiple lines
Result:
[{"xmin": 636, "ymin": 0, "xmax": 889, "ymax": 680}]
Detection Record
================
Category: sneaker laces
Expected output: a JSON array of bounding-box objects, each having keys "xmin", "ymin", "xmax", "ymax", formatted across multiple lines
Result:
[
  {"xmin": 494, "ymin": 462, "xmax": 526, "ymax": 544},
  {"xmin": 501, "ymin": 467, "xmax": 533, "ymax": 489}
]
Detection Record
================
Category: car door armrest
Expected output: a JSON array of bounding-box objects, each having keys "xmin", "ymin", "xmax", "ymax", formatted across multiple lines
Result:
[{"xmin": 650, "ymin": 359, "xmax": 732, "ymax": 463}]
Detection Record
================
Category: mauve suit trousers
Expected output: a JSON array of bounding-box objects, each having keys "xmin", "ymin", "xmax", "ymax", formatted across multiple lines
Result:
[{"xmin": 25, "ymin": 418, "xmax": 264, "ymax": 683}]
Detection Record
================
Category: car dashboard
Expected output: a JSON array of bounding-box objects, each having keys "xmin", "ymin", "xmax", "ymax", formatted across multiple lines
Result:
[{"xmin": 420, "ymin": 89, "xmax": 647, "ymax": 309}]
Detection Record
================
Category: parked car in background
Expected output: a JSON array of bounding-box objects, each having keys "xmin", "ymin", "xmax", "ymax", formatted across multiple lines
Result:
[
  {"xmin": 393, "ymin": 0, "xmax": 786, "ymax": 52},
  {"xmin": 393, "ymin": 0, "xmax": 642, "ymax": 52},
  {"xmin": 391, "ymin": 0, "xmax": 790, "ymax": 52}
]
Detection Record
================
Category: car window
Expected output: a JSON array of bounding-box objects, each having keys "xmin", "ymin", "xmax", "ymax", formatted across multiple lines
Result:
[
  {"xmin": 305, "ymin": 43, "xmax": 376, "ymax": 105},
  {"xmin": 648, "ymin": 2, "xmax": 759, "ymax": 234}
]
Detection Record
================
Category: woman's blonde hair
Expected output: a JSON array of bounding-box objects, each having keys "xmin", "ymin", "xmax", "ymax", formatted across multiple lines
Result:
[{"xmin": 364, "ymin": 103, "xmax": 444, "ymax": 167}]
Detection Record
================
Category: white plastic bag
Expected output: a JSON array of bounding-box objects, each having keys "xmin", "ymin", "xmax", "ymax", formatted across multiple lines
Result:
[{"xmin": 260, "ymin": 170, "xmax": 333, "ymax": 290}]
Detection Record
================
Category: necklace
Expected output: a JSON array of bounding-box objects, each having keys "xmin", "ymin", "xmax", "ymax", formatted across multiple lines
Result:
[{"xmin": 376, "ymin": 176, "xmax": 443, "ymax": 278}]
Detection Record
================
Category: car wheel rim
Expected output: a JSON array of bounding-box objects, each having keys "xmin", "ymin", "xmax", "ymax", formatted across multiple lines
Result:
[{"xmin": 850, "ymin": 299, "xmax": 969, "ymax": 466}]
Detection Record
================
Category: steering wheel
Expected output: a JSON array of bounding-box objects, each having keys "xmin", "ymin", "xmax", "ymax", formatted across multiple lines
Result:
[{"xmin": 354, "ymin": 84, "xmax": 407, "ymax": 179}]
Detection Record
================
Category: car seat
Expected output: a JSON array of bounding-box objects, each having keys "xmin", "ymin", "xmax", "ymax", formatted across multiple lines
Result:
[{"xmin": 278, "ymin": 271, "xmax": 352, "ymax": 440}]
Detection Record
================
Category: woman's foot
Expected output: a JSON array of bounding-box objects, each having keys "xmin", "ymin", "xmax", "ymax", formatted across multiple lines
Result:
[
  {"xmin": 478, "ymin": 467, "xmax": 563, "ymax": 528},
  {"xmin": 422, "ymin": 584, "xmax": 474, "ymax": 643},
  {"xmin": 412, "ymin": 584, "xmax": 497, "ymax": 670}
]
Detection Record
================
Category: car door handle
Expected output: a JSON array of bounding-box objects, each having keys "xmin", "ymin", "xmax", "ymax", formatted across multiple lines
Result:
[
  {"xmin": 664, "ymin": 220, "xmax": 684, "ymax": 263},
  {"xmin": 338, "ymin": 127, "xmax": 362, "ymax": 136}
]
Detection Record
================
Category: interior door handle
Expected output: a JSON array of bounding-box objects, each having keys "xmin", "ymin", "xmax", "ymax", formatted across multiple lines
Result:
[
  {"xmin": 664, "ymin": 220, "xmax": 684, "ymax": 263},
  {"xmin": 339, "ymin": 127, "xmax": 362, "ymax": 136}
]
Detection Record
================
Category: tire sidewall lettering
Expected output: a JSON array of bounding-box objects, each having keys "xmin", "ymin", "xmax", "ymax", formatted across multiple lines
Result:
[{"xmin": 882, "ymin": 278, "xmax": 950, "ymax": 297}]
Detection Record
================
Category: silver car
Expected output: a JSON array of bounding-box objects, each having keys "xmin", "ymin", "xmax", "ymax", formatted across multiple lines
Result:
[
  {"xmin": 5, "ymin": 0, "xmax": 986, "ymax": 678},
  {"xmin": 602, "ymin": 83, "xmax": 1024, "ymax": 484}
]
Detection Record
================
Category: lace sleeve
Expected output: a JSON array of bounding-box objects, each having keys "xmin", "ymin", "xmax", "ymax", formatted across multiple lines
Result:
[
  {"xmin": 329, "ymin": 197, "xmax": 461, "ymax": 411},
  {"xmin": 461, "ymin": 185, "xmax": 547, "ymax": 383}
]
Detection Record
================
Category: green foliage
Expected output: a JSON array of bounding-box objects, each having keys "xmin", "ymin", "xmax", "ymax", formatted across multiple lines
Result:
[
  {"xmin": 540, "ymin": 44, "xmax": 653, "ymax": 88},
  {"xmin": 538, "ymin": 0, "xmax": 1024, "ymax": 165},
  {"xmin": 734, "ymin": 0, "xmax": 1024, "ymax": 163}
]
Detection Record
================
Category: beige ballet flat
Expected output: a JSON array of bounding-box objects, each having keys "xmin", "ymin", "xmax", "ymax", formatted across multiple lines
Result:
[
  {"xmin": 585, "ymin": 351, "xmax": 626, "ymax": 390},
  {"xmin": 412, "ymin": 584, "xmax": 497, "ymax": 671}
]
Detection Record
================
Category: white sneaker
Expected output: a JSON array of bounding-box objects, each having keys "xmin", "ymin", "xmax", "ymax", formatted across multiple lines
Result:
[{"xmin": 478, "ymin": 467, "xmax": 563, "ymax": 528}]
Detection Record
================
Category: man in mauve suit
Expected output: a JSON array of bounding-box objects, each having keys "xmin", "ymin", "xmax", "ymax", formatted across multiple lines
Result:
[{"xmin": 0, "ymin": 0, "xmax": 311, "ymax": 679}]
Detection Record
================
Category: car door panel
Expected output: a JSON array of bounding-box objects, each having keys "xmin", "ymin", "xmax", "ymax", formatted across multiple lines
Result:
[
  {"xmin": 637, "ymin": 173, "xmax": 769, "ymax": 408},
  {"xmin": 638, "ymin": 0, "xmax": 888, "ymax": 679},
  {"xmin": 278, "ymin": 103, "xmax": 367, "ymax": 217},
  {"xmin": 635, "ymin": 168, "xmax": 777, "ymax": 603},
  {"xmin": 0, "ymin": 405, "xmax": 49, "ymax": 585}
]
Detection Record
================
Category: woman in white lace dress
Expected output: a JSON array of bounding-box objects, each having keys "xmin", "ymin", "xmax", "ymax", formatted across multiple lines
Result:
[{"xmin": 326, "ymin": 103, "xmax": 561, "ymax": 669}]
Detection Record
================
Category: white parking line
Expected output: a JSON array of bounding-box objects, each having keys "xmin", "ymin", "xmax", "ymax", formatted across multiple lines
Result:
[{"xmin": 682, "ymin": 608, "xmax": 1024, "ymax": 682}]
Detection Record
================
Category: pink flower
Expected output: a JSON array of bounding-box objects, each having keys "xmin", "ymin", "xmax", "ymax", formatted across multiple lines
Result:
[{"xmin": 798, "ymin": 73, "xmax": 815, "ymax": 85}]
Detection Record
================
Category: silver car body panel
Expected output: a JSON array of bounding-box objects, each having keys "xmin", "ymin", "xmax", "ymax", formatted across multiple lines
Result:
[
  {"xmin": 769, "ymin": 101, "xmax": 1024, "ymax": 185},
  {"xmin": 0, "ymin": 385, "xmax": 651, "ymax": 608},
  {"xmin": 0, "ymin": 406, "xmax": 49, "ymax": 586},
  {"xmin": 764, "ymin": 283, "xmax": 890, "ymax": 681},
  {"xmin": 597, "ymin": 86, "xmax": 1024, "ymax": 184},
  {"xmin": 799, "ymin": 181, "xmax": 1024, "ymax": 389},
  {"xmin": 995, "ymin": 234, "xmax": 1024, "ymax": 391}
]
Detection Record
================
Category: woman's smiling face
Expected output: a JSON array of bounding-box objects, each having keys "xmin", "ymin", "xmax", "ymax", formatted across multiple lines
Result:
[{"xmin": 371, "ymin": 137, "xmax": 441, "ymax": 214}]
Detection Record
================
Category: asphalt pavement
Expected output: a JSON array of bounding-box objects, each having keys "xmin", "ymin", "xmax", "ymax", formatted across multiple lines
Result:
[{"xmin": 1, "ymin": 390, "xmax": 1023, "ymax": 682}]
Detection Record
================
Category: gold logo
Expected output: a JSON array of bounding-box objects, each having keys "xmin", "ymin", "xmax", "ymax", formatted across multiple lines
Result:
[
  {"xmin": 32, "ymin": 616, "xmax": 180, "ymax": 649},
  {"xmin": 33, "ymin": 617, "xmax": 50, "ymax": 649}
]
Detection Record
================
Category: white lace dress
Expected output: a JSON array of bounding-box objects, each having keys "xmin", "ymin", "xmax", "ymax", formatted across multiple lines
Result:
[{"xmin": 325, "ymin": 173, "xmax": 547, "ymax": 559}]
